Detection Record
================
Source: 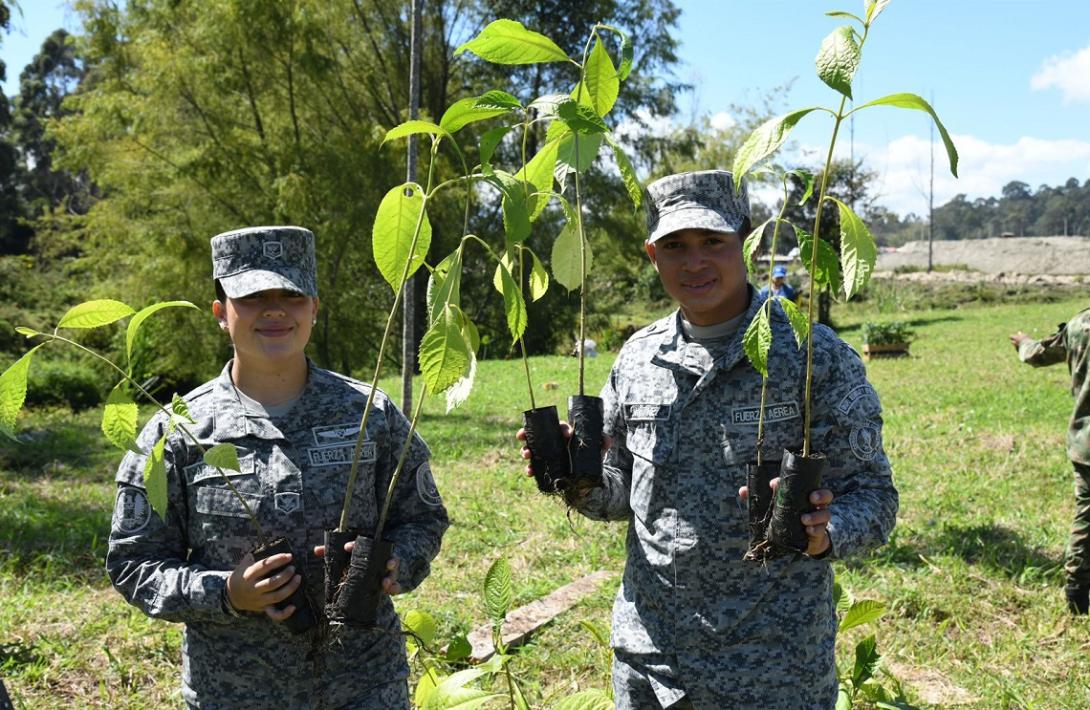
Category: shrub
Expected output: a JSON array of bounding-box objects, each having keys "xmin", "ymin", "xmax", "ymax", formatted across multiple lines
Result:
[
  {"xmin": 861, "ymin": 321, "xmax": 914, "ymax": 346},
  {"xmin": 25, "ymin": 359, "xmax": 105, "ymax": 411}
]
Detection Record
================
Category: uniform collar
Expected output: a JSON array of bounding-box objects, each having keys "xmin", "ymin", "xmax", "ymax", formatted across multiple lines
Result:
[
  {"xmin": 651, "ymin": 286, "xmax": 762, "ymax": 378},
  {"xmin": 211, "ymin": 359, "xmax": 322, "ymax": 441}
]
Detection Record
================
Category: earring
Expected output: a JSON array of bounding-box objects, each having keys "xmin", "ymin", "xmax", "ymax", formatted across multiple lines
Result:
[{"xmin": 312, "ymin": 318, "xmax": 317, "ymax": 325}]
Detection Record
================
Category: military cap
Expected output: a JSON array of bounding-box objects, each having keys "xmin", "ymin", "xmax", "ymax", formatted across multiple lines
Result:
[
  {"xmin": 645, "ymin": 169, "xmax": 750, "ymax": 243},
  {"xmin": 211, "ymin": 226, "xmax": 318, "ymax": 298}
]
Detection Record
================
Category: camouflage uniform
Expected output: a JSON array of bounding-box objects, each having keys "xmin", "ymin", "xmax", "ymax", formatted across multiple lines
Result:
[
  {"xmin": 1017, "ymin": 309, "xmax": 1090, "ymax": 589},
  {"xmin": 107, "ymin": 226, "xmax": 448, "ymax": 709},
  {"xmin": 574, "ymin": 293, "xmax": 898, "ymax": 709}
]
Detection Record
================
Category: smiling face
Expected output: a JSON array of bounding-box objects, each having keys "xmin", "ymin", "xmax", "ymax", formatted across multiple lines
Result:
[
  {"xmin": 212, "ymin": 288, "xmax": 319, "ymax": 372},
  {"xmin": 645, "ymin": 228, "xmax": 749, "ymax": 326}
]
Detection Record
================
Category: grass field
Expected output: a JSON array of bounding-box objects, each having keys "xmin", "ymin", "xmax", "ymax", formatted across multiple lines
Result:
[{"xmin": 3, "ymin": 294, "xmax": 1090, "ymax": 708}]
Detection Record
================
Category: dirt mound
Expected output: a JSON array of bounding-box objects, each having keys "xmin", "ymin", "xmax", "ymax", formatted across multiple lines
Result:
[{"xmin": 876, "ymin": 236, "xmax": 1090, "ymax": 275}]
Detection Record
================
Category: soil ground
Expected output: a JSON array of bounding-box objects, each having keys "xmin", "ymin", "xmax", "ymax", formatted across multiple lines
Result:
[{"xmin": 876, "ymin": 235, "xmax": 1090, "ymax": 277}]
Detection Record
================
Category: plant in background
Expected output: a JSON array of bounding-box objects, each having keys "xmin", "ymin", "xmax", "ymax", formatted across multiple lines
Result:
[
  {"xmin": 833, "ymin": 583, "xmax": 918, "ymax": 710},
  {"xmin": 861, "ymin": 321, "xmax": 913, "ymax": 346},
  {"xmin": 0, "ymin": 299, "xmax": 319, "ymax": 631},
  {"xmin": 734, "ymin": 0, "xmax": 957, "ymax": 558},
  {"xmin": 455, "ymin": 19, "xmax": 642, "ymax": 496}
]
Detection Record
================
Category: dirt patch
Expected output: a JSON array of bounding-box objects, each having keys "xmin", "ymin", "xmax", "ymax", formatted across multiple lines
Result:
[
  {"xmin": 877, "ymin": 236, "xmax": 1090, "ymax": 275},
  {"xmin": 886, "ymin": 660, "xmax": 979, "ymax": 706}
]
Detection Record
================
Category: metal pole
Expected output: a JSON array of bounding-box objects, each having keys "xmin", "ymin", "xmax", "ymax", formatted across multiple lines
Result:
[{"xmin": 401, "ymin": 0, "xmax": 421, "ymax": 412}]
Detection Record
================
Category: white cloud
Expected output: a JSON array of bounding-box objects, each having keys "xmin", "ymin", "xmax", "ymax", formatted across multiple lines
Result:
[
  {"xmin": 709, "ymin": 111, "xmax": 736, "ymax": 131},
  {"xmin": 1031, "ymin": 46, "xmax": 1090, "ymax": 104},
  {"xmin": 785, "ymin": 134, "xmax": 1090, "ymax": 217}
]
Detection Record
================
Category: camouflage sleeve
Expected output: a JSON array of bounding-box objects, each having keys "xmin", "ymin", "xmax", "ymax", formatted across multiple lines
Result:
[
  {"xmin": 1018, "ymin": 323, "xmax": 1068, "ymax": 366},
  {"xmin": 809, "ymin": 337, "xmax": 898, "ymax": 559},
  {"xmin": 376, "ymin": 401, "xmax": 449, "ymax": 593},
  {"xmin": 105, "ymin": 418, "xmax": 232, "ymax": 624},
  {"xmin": 570, "ymin": 364, "xmax": 633, "ymax": 521}
]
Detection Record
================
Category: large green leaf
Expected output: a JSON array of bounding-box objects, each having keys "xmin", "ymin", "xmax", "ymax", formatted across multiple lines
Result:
[
  {"xmin": 423, "ymin": 668, "xmax": 497, "ymax": 710},
  {"xmin": 144, "ymin": 434, "xmax": 168, "ymax": 522},
  {"xmin": 382, "ymin": 120, "xmax": 450, "ymax": 145},
  {"xmin": 102, "ymin": 383, "xmax": 139, "ymax": 452},
  {"xmin": 551, "ymin": 222, "xmax": 593, "ymax": 292},
  {"xmin": 455, "ymin": 19, "xmax": 569, "ymax": 65},
  {"xmin": 526, "ymin": 247, "xmax": 549, "ymax": 301},
  {"xmin": 484, "ymin": 557, "xmax": 513, "ymax": 629},
  {"xmin": 778, "ymin": 297, "xmax": 811, "ymax": 348},
  {"xmin": 502, "ymin": 191, "xmax": 532, "ymax": 246},
  {"xmin": 556, "ymin": 99, "xmax": 609, "ymax": 134},
  {"xmin": 516, "ymin": 137, "xmax": 561, "ymax": 220},
  {"xmin": 604, "ymin": 132, "xmax": 641, "ymax": 210},
  {"xmin": 555, "ymin": 133, "xmax": 603, "ymax": 182},
  {"xmin": 479, "ymin": 125, "xmax": 512, "ymax": 172},
  {"xmin": 413, "ymin": 667, "xmax": 441, "ymax": 708},
  {"xmin": 798, "ymin": 230, "xmax": 843, "ymax": 295},
  {"xmin": 402, "ymin": 609, "xmax": 438, "ymax": 647},
  {"xmin": 127, "ymin": 301, "xmax": 199, "ymax": 363},
  {"xmin": 829, "ymin": 197, "xmax": 877, "ymax": 299},
  {"xmin": 742, "ymin": 217, "xmax": 774, "ymax": 272},
  {"xmin": 204, "ymin": 442, "xmax": 242, "ymax": 472},
  {"xmin": 372, "ymin": 182, "xmax": 432, "ymax": 293},
  {"xmin": 583, "ymin": 36, "xmax": 619, "ymax": 117},
  {"xmin": 866, "ymin": 0, "xmax": 892, "ymax": 24},
  {"xmin": 815, "ymin": 25, "xmax": 861, "ymax": 99},
  {"xmin": 495, "ymin": 261, "xmax": 527, "ymax": 342},
  {"xmin": 440, "ymin": 91, "xmax": 521, "ymax": 134},
  {"xmin": 443, "ymin": 313, "xmax": 478, "ymax": 413},
  {"xmin": 732, "ymin": 108, "xmax": 822, "ymax": 180},
  {"xmin": 851, "ymin": 634, "xmax": 881, "ymax": 687},
  {"xmin": 852, "ymin": 93, "xmax": 959, "ymax": 177},
  {"xmin": 743, "ymin": 306, "xmax": 773, "ymax": 377},
  {"xmin": 427, "ymin": 249, "xmax": 463, "ymax": 323},
  {"xmin": 420, "ymin": 305, "xmax": 472, "ymax": 395},
  {"xmin": 58, "ymin": 299, "xmax": 135, "ymax": 330},
  {"xmin": 0, "ymin": 345, "xmax": 43, "ymax": 440},
  {"xmin": 839, "ymin": 599, "xmax": 887, "ymax": 632},
  {"xmin": 551, "ymin": 690, "xmax": 614, "ymax": 710}
]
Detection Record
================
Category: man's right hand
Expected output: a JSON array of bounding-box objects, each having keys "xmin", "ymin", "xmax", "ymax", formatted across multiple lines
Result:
[
  {"xmin": 226, "ymin": 551, "xmax": 302, "ymax": 622},
  {"xmin": 1009, "ymin": 331, "xmax": 1029, "ymax": 350}
]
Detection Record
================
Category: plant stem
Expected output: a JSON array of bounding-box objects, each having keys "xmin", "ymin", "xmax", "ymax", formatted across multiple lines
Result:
[
  {"xmin": 338, "ymin": 142, "xmax": 438, "ymax": 532},
  {"xmin": 50, "ymin": 335, "xmax": 266, "ymax": 542},
  {"xmin": 373, "ymin": 383, "xmax": 428, "ymax": 541},
  {"xmin": 571, "ymin": 31, "xmax": 596, "ymax": 397},
  {"xmin": 517, "ymin": 117, "xmax": 536, "ymax": 409}
]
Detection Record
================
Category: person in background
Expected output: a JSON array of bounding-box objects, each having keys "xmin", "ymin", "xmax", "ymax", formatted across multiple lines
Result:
[
  {"xmin": 1011, "ymin": 310, "xmax": 1090, "ymax": 615},
  {"xmin": 757, "ymin": 264, "xmax": 797, "ymax": 303}
]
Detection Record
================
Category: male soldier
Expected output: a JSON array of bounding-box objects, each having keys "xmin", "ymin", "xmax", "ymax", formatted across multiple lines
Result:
[
  {"xmin": 107, "ymin": 226, "xmax": 448, "ymax": 708},
  {"xmin": 757, "ymin": 264, "xmax": 797, "ymax": 303},
  {"xmin": 524, "ymin": 170, "xmax": 898, "ymax": 708},
  {"xmin": 1011, "ymin": 310, "xmax": 1090, "ymax": 614}
]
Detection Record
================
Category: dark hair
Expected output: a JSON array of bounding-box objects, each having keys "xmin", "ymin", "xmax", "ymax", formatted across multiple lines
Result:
[
  {"xmin": 737, "ymin": 216, "xmax": 752, "ymax": 240},
  {"xmin": 214, "ymin": 280, "xmax": 226, "ymax": 303}
]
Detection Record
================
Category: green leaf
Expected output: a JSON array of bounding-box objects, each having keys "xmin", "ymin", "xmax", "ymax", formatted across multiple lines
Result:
[
  {"xmin": 484, "ymin": 557, "xmax": 513, "ymax": 629},
  {"xmin": 57, "ymin": 299, "xmax": 135, "ymax": 330},
  {"xmin": 15, "ymin": 327, "xmax": 40, "ymax": 337},
  {"xmin": 836, "ymin": 688, "xmax": 852, "ymax": 710},
  {"xmin": 551, "ymin": 690, "xmax": 615, "ymax": 710},
  {"xmin": 517, "ymin": 137, "xmax": 562, "ymax": 220},
  {"xmin": 604, "ymin": 132, "xmax": 641, "ymax": 209},
  {"xmin": 204, "ymin": 442, "xmax": 241, "ymax": 472},
  {"xmin": 732, "ymin": 108, "xmax": 821, "ymax": 180},
  {"xmin": 420, "ymin": 305, "xmax": 472, "ymax": 394},
  {"xmin": 833, "ymin": 581, "xmax": 849, "ymax": 614},
  {"xmin": 787, "ymin": 168, "xmax": 816, "ymax": 206},
  {"xmin": 583, "ymin": 36, "xmax": 619, "ymax": 117},
  {"xmin": 826, "ymin": 10, "xmax": 864, "ymax": 23},
  {"xmin": 555, "ymin": 133, "xmax": 603, "ymax": 182},
  {"xmin": 743, "ymin": 305, "xmax": 773, "ymax": 377},
  {"xmin": 0, "ymin": 345, "xmax": 43, "ymax": 440},
  {"xmin": 526, "ymin": 247, "xmax": 549, "ymax": 301},
  {"xmin": 440, "ymin": 91, "xmax": 521, "ymax": 134},
  {"xmin": 502, "ymin": 191, "xmax": 532, "ymax": 246},
  {"xmin": 852, "ymin": 93, "xmax": 959, "ymax": 177},
  {"xmin": 851, "ymin": 634, "xmax": 881, "ymax": 687},
  {"xmin": 798, "ymin": 230, "xmax": 843, "ymax": 295},
  {"xmin": 402, "ymin": 609, "xmax": 438, "ymax": 647},
  {"xmin": 579, "ymin": 619, "xmax": 610, "ymax": 647},
  {"xmin": 455, "ymin": 19, "xmax": 569, "ymax": 65},
  {"xmin": 102, "ymin": 383, "xmax": 139, "ymax": 452},
  {"xmin": 127, "ymin": 301, "xmax": 199, "ymax": 363},
  {"xmin": 383, "ymin": 120, "xmax": 450, "ymax": 145},
  {"xmin": 828, "ymin": 197, "xmax": 877, "ymax": 299},
  {"xmin": 479, "ymin": 125, "xmax": 512, "ymax": 172},
  {"xmin": 443, "ymin": 315, "xmax": 478, "ymax": 413},
  {"xmin": 427, "ymin": 249, "xmax": 463, "ymax": 324},
  {"xmin": 143, "ymin": 435, "xmax": 168, "ymax": 522},
  {"xmin": 445, "ymin": 632, "xmax": 472, "ymax": 661},
  {"xmin": 170, "ymin": 392, "xmax": 195, "ymax": 425},
  {"xmin": 778, "ymin": 297, "xmax": 810, "ymax": 348},
  {"xmin": 496, "ymin": 261, "xmax": 527, "ymax": 342},
  {"xmin": 511, "ymin": 677, "xmax": 530, "ymax": 710},
  {"xmin": 866, "ymin": 0, "xmax": 892, "ymax": 23},
  {"xmin": 414, "ymin": 667, "xmax": 441, "ymax": 708},
  {"xmin": 816, "ymin": 25, "xmax": 861, "ymax": 99},
  {"xmin": 556, "ymin": 99, "xmax": 609, "ymax": 134},
  {"xmin": 424, "ymin": 668, "xmax": 491, "ymax": 710},
  {"xmin": 743, "ymin": 217, "xmax": 774, "ymax": 272},
  {"xmin": 372, "ymin": 182, "xmax": 432, "ymax": 293},
  {"xmin": 840, "ymin": 599, "xmax": 887, "ymax": 632},
  {"xmin": 551, "ymin": 222, "xmax": 592, "ymax": 292}
]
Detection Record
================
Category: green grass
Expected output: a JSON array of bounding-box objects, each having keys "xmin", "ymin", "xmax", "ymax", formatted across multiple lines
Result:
[{"xmin": 3, "ymin": 296, "xmax": 1090, "ymax": 707}]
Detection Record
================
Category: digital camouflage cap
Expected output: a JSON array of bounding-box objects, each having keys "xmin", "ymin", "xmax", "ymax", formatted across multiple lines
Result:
[
  {"xmin": 211, "ymin": 226, "xmax": 318, "ymax": 298},
  {"xmin": 644, "ymin": 169, "xmax": 750, "ymax": 243}
]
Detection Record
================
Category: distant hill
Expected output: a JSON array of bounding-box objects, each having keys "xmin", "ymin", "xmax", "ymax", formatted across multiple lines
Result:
[{"xmin": 876, "ymin": 236, "xmax": 1090, "ymax": 275}]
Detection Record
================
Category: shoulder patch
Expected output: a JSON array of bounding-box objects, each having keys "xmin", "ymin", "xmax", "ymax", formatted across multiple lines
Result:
[
  {"xmin": 849, "ymin": 423, "xmax": 882, "ymax": 461},
  {"xmin": 415, "ymin": 462, "xmax": 442, "ymax": 507},
  {"xmin": 836, "ymin": 384, "xmax": 879, "ymax": 416},
  {"xmin": 113, "ymin": 487, "xmax": 152, "ymax": 534}
]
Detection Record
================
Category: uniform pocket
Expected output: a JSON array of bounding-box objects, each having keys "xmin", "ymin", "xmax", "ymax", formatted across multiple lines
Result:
[{"xmin": 195, "ymin": 486, "xmax": 263, "ymax": 519}]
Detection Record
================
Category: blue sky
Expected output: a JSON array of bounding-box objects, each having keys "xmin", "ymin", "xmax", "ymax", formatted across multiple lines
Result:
[{"xmin": 4, "ymin": 1, "xmax": 1089, "ymax": 216}]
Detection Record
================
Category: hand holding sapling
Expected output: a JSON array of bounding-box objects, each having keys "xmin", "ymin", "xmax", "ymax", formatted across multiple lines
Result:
[{"xmin": 226, "ymin": 552, "xmax": 303, "ymax": 620}]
